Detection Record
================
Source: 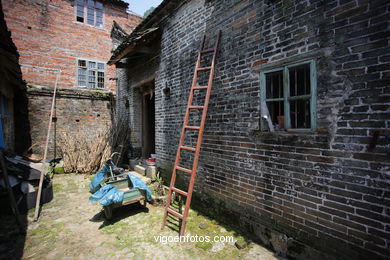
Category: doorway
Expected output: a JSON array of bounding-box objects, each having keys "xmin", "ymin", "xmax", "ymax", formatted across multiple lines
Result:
[{"xmin": 142, "ymin": 88, "xmax": 155, "ymax": 158}]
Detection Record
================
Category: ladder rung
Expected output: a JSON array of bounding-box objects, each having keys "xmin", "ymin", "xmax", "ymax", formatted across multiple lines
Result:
[
  {"xmin": 189, "ymin": 106, "xmax": 204, "ymax": 109},
  {"xmin": 167, "ymin": 207, "xmax": 183, "ymax": 219},
  {"xmin": 176, "ymin": 166, "xmax": 192, "ymax": 174},
  {"xmin": 192, "ymin": 86, "xmax": 208, "ymax": 90},
  {"xmin": 184, "ymin": 126, "xmax": 200, "ymax": 130},
  {"xmin": 201, "ymin": 48, "xmax": 215, "ymax": 54},
  {"xmin": 171, "ymin": 187, "xmax": 188, "ymax": 196},
  {"xmin": 180, "ymin": 146, "xmax": 196, "ymax": 152},
  {"xmin": 197, "ymin": 66, "xmax": 211, "ymax": 71}
]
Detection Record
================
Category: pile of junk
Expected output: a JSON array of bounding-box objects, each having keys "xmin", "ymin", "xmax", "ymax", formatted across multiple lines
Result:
[
  {"xmin": 0, "ymin": 154, "xmax": 54, "ymax": 214},
  {"xmin": 89, "ymin": 153, "xmax": 153, "ymax": 220}
]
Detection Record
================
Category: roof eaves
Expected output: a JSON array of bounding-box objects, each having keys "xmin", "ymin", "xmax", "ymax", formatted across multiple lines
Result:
[
  {"xmin": 103, "ymin": 0, "xmax": 129, "ymax": 8},
  {"xmin": 109, "ymin": 0, "xmax": 186, "ymax": 64}
]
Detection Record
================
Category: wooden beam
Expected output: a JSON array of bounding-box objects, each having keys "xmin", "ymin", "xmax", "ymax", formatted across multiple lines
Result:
[{"xmin": 131, "ymin": 74, "xmax": 155, "ymax": 89}]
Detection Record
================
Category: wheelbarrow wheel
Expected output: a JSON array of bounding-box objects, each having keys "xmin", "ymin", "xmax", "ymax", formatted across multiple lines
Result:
[{"xmin": 104, "ymin": 206, "xmax": 112, "ymax": 220}]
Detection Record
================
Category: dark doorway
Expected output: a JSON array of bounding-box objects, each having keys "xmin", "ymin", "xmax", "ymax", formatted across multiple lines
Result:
[{"xmin": 142, "ymin": 90, "xmax": 155, "ymax": 158}]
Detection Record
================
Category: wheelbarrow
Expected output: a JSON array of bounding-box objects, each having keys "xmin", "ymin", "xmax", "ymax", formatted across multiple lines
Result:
[
  {"xmin": 103, "ymin": 176, "xmax": 147, "ymax": 220},
  {"xmin": 90, "ymin": 153, "xmax": 150, "ymax": 220}
]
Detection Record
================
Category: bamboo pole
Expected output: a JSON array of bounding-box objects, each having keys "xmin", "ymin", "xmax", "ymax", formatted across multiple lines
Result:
[{"xmin": 34, "ymin": 71, "xmax": 61, "ymax": 221}]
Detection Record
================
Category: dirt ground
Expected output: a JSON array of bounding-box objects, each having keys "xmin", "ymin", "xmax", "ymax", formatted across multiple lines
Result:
[{"xmin": 0, "ymin": 174, "xmax": 282, "ymax": 259}]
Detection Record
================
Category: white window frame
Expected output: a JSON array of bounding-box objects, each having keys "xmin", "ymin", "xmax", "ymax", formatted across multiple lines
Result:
[
  {"xmin": 77, "ymin": 59, "xmax": 106, "ymax": 89},
  {"xmin": 75, "ymin": 0, "xmax": 104, "ymax": 28}
]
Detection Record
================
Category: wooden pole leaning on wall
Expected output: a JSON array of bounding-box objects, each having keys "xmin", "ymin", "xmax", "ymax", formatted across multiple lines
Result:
[{"xmin": 34, "ymin": 71, "xmax": 61, "ymax": 221}]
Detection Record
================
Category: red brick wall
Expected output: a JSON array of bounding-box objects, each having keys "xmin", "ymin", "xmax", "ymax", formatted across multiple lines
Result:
[{"xmin": 2, "ymin": 0, "xmax": 142, "ymax": 92}]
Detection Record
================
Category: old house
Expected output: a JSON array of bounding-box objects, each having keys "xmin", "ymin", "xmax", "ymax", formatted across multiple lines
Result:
[
  {"xmin": 110, "ymin": 0, "xmax": 390, "ymax": 259},
  {"xmin": 2, "ymin": 0, "xmax": 142, "ymax": 156}
]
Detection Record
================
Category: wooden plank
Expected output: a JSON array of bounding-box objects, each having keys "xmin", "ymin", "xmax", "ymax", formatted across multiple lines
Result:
[{"xmin": 34, "ymin": 71, "xmax": 61, "ymax": 221}]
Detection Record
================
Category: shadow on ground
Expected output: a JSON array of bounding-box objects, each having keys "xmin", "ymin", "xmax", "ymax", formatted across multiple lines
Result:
[
  {"xmin": 90, "ymin": 202, "xmax": 149, "ymax": 229},
  {"xmin": 0, "ymin": 213, "xmax": 27, "ymax": 260}
]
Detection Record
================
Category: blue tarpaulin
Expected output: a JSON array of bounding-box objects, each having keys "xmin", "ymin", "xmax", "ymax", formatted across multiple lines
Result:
[
  {"xmin": 127, "ymin": 173, "xmax": 152, "ymax": 202},
  {"xmin": 89, "ymin": 184, "xmax": 124, "ymax": 206},
  {"xmin": 0, "ymin": 120, "xmax": 5, "ymax": 149},
  {"xmin": 89, "ymin": 163, "xmax": 153, "ymax": 206},
  {"xmin": 89, "ymin": 161, "xmax": 114, "ymax": 193}
]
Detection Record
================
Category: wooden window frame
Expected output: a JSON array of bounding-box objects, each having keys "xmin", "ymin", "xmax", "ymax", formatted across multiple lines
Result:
[
  {"xmin": 75, "ymin": 0, "xmax": 104, "ymax": 28},
  {"xmin": 260, "ymin": 59, "xmax": 317, "ymax": 132},
  {"xmin": 77, "ymin": 59, "xmax": 105, "ymax": 89}
]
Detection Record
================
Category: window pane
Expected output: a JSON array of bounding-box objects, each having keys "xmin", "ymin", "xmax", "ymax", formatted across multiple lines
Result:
[
  {"xmin": 96, "ymin": 17, "xmax": 103, "ymax": 27},
  {"xmin": 289, "ymin": 64, "xmax": 310, "ymax": 96},
  {"xmin": 78, "ymin": 80, "xmax": 86, "ymax": 87},
  {"xmin": 96, "ymin": 10, "xmax": 103, "ymax": 27},
  {"xmin": 76, "ymin": 3, "xmax": 84, "ymax": 22},
  {"xmin": 88, "ymin": 0, "xmax": 94, "ymax": 6},
  {"xmin": 97, "ymin": 63, "xmax": 104, "ymax": 70},
  {"xmin": 76, "ymin": 0, "xmax": 84, "ymax": 4},
  {"xmin": 290, "ymin": 99, "xmax": 311, "ymax": 129},
  {"xmin": 95, "ymin": 1, "xmax": 103, "ymax": 9},
  {"xmin": 87, "ymin": 7, "xmax": 94, "ymax": 25},
  {"xmin": 88, "ymin": 61, "xmax": 96, "ymax": 69},
  {"xmin": 97, "ymin": 71, "xmax": 104, "ymax": 88},
  {"xmin": 266, "ymin": 71, "xmax": 283, "ymax": 99},
  {"xmin": 266, "ymin": 101, "xmax": 284, "ymax": 130},
  {"xmin": 78, "ymin": 60, "xmax": 86, "ymax": 67},
  {"xmin": 78, "ymin": 67, "xmax": 86, "ymax": 75}
]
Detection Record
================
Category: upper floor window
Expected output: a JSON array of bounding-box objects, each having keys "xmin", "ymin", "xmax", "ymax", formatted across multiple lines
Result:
[
  {"xmin": 77, "ymin": 59, "xmax": 105, "ymax": 89},
  {"xmin": 75, "ymin": 0, "xmax": 103, "ymax": 28},
  {"xmin": 260, "ymin": 60, "xmax": 317, "ymax": 132}
]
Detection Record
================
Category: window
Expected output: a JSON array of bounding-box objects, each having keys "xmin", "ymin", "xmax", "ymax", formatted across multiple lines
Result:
[
  {"xmin": 260, "ymin": 60, "xmax": 317, "ymax": 132},
  {"xmin": 0, "ymin": 94, "xmax": 10, "ymax": 147},
  {"xmin": 75, "ymin": 0, "xmax": 103, "ymax": 28},
  {"xmin": 77, "ymin": 59, "xmax": 105, "ymax": 89}
]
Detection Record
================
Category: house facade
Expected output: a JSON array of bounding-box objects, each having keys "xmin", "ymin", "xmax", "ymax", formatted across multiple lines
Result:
[
  {"xmin": 2, "ymin": 0, "xmax": 142, "ymax": 156},
  {"xmin": 111, "ymin": 0, "xmax": 390, "ymax": 259}
]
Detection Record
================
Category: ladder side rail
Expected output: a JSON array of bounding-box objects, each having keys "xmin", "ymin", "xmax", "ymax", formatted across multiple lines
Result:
[
  {"xmin": 180, "ymin": 31, "xmax": 221, "ymax": 235},
  {"xmin": 162, "ymin": 36, "xmax": 206, "ymax": 228}
]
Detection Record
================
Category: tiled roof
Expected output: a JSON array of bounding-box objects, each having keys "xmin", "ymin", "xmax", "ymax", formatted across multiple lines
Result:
[{"xmin": 109, "ymin": 0, "xmax": 185, "ymax": 64}]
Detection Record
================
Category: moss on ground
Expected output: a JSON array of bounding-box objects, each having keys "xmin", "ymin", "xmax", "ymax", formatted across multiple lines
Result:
[{"xmin": 0, "ymin": 174, "xmax": 277, "ymax": 259}]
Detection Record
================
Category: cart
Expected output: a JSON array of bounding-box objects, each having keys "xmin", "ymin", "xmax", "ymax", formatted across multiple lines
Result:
[{"xmin": 102, "ymin": 176, "xmax": 147, "ymax": 220}]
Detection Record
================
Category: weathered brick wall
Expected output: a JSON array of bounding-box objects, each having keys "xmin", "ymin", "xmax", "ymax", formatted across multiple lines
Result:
[
  {"xmin": 115, "ymin": 39, "xmax": 161, "ymax": 156},
  {"xmin": 2, "ymin": 0, "xmax": 142, "ymax": 92},
  {"xmin": 2, "ymin": 0, "xmax": 142, "ymax": 157},
  {"xmin": 132, "ymin": 0, "xmax": 390, "ymax": 259},
  {"xmin": 27, "ymin": 84, "xmax": 113, "ymax": 158}
]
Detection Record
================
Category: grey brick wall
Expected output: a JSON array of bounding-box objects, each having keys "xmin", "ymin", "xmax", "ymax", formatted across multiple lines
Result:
[{"xmin": 120, "ymin": 0, "xmax": 390, "ymax": 258}]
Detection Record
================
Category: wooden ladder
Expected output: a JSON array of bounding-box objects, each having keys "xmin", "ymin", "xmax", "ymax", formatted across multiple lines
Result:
[{"xmin": 162, "ymin": 31, "xmax": 221, "ymax": 236}]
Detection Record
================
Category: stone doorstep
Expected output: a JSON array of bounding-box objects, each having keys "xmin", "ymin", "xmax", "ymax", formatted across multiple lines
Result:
[
  {"xmin": 128, "ymin": 170, "xmax": 151, "ymax": 185},
  {"xmin": 134, "ymin": 164, "xmax": 146, "ymax": 176}
]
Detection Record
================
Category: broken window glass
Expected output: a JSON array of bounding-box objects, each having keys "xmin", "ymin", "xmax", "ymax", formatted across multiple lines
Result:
[
  {"xmin": 78, "ymin": 59, "xmax": 86, "ymax": 67},
  {"xmin": 260, "ymin": 60, "xmax": 316, "ymax": 131},
  {"xmin": 97, "ymin": 72, "xmax": 104, "ymax": 88}
]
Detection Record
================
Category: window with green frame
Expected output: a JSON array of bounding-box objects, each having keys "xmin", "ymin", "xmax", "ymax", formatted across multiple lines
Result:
[{"xmin": 260, "ymin": 60, "xmax": 317, "ymax": 132}]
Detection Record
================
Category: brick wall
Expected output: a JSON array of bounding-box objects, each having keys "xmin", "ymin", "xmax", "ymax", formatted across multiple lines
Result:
[
  {"xmin": 2, "ymin": 0, "xmax": 142, "ymax": 92},
  {"xmin": 119, "ymin": 0, "xmax": 390, "ymax": 259},
  {"xmin": 2, "ymin": 0, "xmax": 142, "ymax": 157},
  {"xmin": 27, "ymin": 84, "xmax": 113, "ymax": 158}
]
